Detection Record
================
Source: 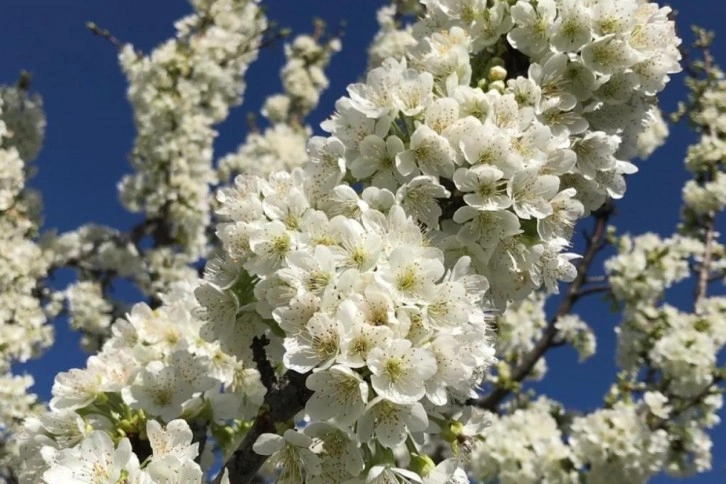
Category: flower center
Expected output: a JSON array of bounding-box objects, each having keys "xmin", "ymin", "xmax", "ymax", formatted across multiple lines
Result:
[
  {"xmin": 384, "ymin": 357, "xmax": 404, "ymax": 380},
  {"xmin": 396, "ymin": 266, "xmax": 418, "ymax": 292}
]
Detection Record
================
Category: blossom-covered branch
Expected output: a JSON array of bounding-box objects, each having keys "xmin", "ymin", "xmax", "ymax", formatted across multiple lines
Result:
[{"xmin": 9, "ymin": 1, "xmax": 726, "ymax": 484}]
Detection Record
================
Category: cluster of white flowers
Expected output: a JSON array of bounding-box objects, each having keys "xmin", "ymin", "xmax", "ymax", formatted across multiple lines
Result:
[
  {"xmin": 0, "ymin": 84, "xmax": 51, "ymax": 481},
  {"xmin": 0, "ymin": 143, "xmax": 23, "ymax": 212},
  {"xmin": 472, "ymin": 392, "xmax": 709, "ymax": 484},
  {"xmin": 280, "ymin": 29, "xmax": 341, "ymax": 119},
  {"xmin": 218, "ymin": 28, "xmax": 340, "ymax": 180},
  {"xmin": 302, "ymin": 0, "xmax": 681, "ymax": 309},
  {"xmin": 36, "ymin": 0, "xmax": 270, "ymax": 346},
  {"xmin": 196, "ymin": 167, "xmax": 496, "ymax": 480},
  {"xmin": 606, "ymin": 233, "xmax": 700, "ymax": 307},
  {"xmin": 490, "ymin": 292, "xmax": 549, "ymax": 381},
  {"xmin": 0, "ymin": 235, "xmax": 51, "ymax": 365},
  {"xmin": 581, "ymin": 33, "xmax": 726, "ymax": 479},
  {"xmin": 0, "ymin": 371, "xmax": 39, "ymax": 478},
  {"xmin": 569, "ymin": 401, "xmax": 670, "ymax": 484},
  {"xmin": 472, "ymin": 377, "xmax": 719, "ymax": 484},
  {"xmin": 32, "ymin": 419, "xmax": 206, "ymax": 483},
  {"xmin": 201, "ymin": 1, "xmax": 687, "ymax": 481},
  {"xmin": 15, "ymin": 281, "xmax": 266, "ymax": 482},
  {"xmin": 554, "ymin": 313, "xmax": 596, "ymax": 361},
  {"xmin": 0, "ymin": 84, "xmax": 45, "ymax": 163},
  {"xmin": 682, "ymin": 63, "xmax": 726, "ymax": 216},
  {"xmin": 470, "ymin": 397, "xmax": 578, "ymax": 484},
  {"xmin": 367, "ymin": 5, "xmax": 418, "ymax": 70},
  {"xmin": 489, "ymin": 290, "xmax": 595, "ymax": 378},
  {"xmin": 48, "ymin": 224, "xmax": 142, "ymax": 281},
  {"xmin": 118, "ymin": 0, "xmax": 267, "ymax": 258},
  {"xmin": 218, "ymin": 123, "xmax": 310, "ymax": 180},
  {"xmin": 603, "ymin": 234, "xmax": 725, "ymax": 474},
  {"xmin": 635, "ymin": 106, "xmax": 669, "ymax": 159},
  {"xmin": 41, "ymin": 222, "xmax": 206, "ymax": 349},
  {"xmin": 683, "ymin": 172, "xmax": 726, "ymax": 216},
  {"xmin": 605, "ymin": 232, "xmax": 725, "ymax": 382},
  {"xmin": 64, "ymin": 281, "xmax": 114, "ymax": 352},
  {"xmin": 4, "ymin": 1, "xmax": 709, "ymax": 483}
]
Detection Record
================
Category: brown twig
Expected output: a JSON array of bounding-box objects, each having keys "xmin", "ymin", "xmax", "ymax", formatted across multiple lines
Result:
[
  {"xmin": 693, "ymin": 213, "xmax": 716, "ymax": 311},
  {"xmin": 576, "ymin": 284, "xmax": 612, "ymax": 299},
  {"xmin": 86, "ymin": 22, "xmax": 125, "ymax": 49},
  {"xmin": 474, "ymin": 202, "xmax": 613, "ymax": 410},
  {"xmin": 692, "ymin": 37, "xmax": 718, "ymax": 312}
]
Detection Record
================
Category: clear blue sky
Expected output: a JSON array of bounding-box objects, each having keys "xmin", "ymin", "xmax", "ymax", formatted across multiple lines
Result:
[{"xmin": 1, "ymin": 1, "xmax": 724, "ymax": 482}]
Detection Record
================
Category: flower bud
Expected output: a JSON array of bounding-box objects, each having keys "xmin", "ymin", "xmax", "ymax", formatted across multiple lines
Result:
[{"xmin": 489, "ymin": 65, "xmax": 507, "ymax": 82}]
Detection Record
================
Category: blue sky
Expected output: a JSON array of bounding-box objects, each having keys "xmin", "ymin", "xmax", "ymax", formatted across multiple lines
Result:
[{"xmin": 1, "ymin": 1, "xmax": 725, "ymax": 482}]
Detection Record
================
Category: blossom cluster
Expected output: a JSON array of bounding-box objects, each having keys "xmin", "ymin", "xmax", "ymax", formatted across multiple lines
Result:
[
  {"xmin": 118, "ymin": 0, "xmax": 267, "ymax": 258},
  {"xmin": 305, "ymin": 0, "xmax": 681, "ymax": 309},
  {"xmin": 470, "ymin": 397, "xmax": 578, "ymax": 484},
  {"xmin": 489, "ymin": 292, "xmax": 550, "ymax": 381},
  {"xmin": 602, "ymin": 231, "xmax": 726, "ymax": 476},
  {"xmin": 2, "ymin": 0, "xmax": 709, "ymax": 483},
  {"xmin": 470, "ymin": 387, "xmax": 716, "ymax": 484},
  {"xmin": 568, "ymin": 401, "xmax": 670, "ymax": 484},
  {"xmin": 197, "ymin": 168, "xmax": 496, "ymax": 480},
  {"xmin": 367, "ymin": 4, "xmax": 418, "ymax": 70},
  {"xmin": 682, "ymin": 60, "xmax": 726, "ymax": 216},
  {"xmin": 32, "ymin": 0, "xmax": 272, "ymax": 353},
  {"xmin": 14, "ymin": 281, "xmax": 266, "ymax": 482},
  {"xmin": 581, "ymin": 41, "xmax": 726, "ymax": 478},
  {"xmin": 218, "ymin": 27, "xmax": 341, "ymax": 180},
  {"xmin": 0, "ymin": 84, "xmax": 51, "ymax": 478},
  {"xmin": 34, "ymin": 419, "xmax": 208, "ymax": 483}
]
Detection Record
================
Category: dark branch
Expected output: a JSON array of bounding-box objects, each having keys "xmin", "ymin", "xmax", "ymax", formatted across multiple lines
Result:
[
  {"xmin": 576, "ymin": 284, "xmax": 612, "ymax": 299},
  {"xmin": 251, "ymin": 336, "xmax": 277, "ymax": 392},
  {"xmin": 692, "ymin": 38, "xmax": 718, "ymax": 312},
  {"xmin": 652, "ymin": 377, "xmax": 724, "ymax": 431},
  {"xmin": 693, "ymin": 213, "xmax": 716, "ymax": 310},
  {"xmin": 474, "ymin": 202, "xmax": 613, "ymax": 410},
  {"xmin": 86, "ymin": 22, "xmax": 125, "ymax": 49},
  {"xmin": 213, "ymin": 370, "xmax": 313, "ymax": 484},
  {"xmin": 190, "ymin": 418, "xmax": 209, "ymax": 465}
]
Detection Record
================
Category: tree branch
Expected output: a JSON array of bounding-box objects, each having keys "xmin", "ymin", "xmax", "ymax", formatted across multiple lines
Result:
[
  {"xmin": 576, "ymin": 283, "xmax": 612, "ymax": 299},
  {"xmin": 190, "ymin": 418, "xmax": 209, "ymax": 465},
  {"xmin": 652, "ymin": 377, "xmax": 723, "ymax": 431},
  {"xmin": 474, "ymin": 202, "xmax": 613, "ymax": 410},
  {"xmin": 251, "ymin": 336, "xmax": 277, "ymax": 392},
  {"xmin": 214, "ymin": 370, "xmax": 312, "ymax": 484},
  {"xmin": 692, "ymin": 37, "xmax": 718, "ymax": 312},
  {"xmin": 86, "ymin": 22, "xmax": 125, "ymax": 49},
  {"xmin": 693, "ymin": 213, "xmax": 716, "ymax": 311}
]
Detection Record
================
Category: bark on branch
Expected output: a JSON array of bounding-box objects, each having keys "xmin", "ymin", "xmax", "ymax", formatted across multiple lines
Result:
[
  {"xmin": 214, "ymin": 370, "xmax": 312, "ymax": 484},
  {"xmin": 693, "ymin": 213, "xmax": 716, "ymax": 311},
  {"xmin": 691, "ymin": 36, "xmax": 718, "ymax": 312}
]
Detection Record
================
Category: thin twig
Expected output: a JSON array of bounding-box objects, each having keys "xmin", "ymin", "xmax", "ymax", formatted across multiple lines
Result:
[
  {"xmin": 576, "ymin": 284, "xmax": 612, "ymax": 299},
  {"xmin": 86, "ymin": 22, "xmax": 125, "ymax": 49},
  {"xmin": 474, "ymin": 203, "xmax": 613, "ymax": 410},
  {"xmin": 693, "ymin": 214, "xmax": 716, "ymax": 310},
  {"xmin": 585, "ymin": 275, "xmax": 607, "ymax": 284},
  {"xmin": 652, "ymin": 377, "xmax": 723, "ymax": 431},
  {"xmin": 693, "ymin": 38, "xmax": 718, "ymax": 312}
]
